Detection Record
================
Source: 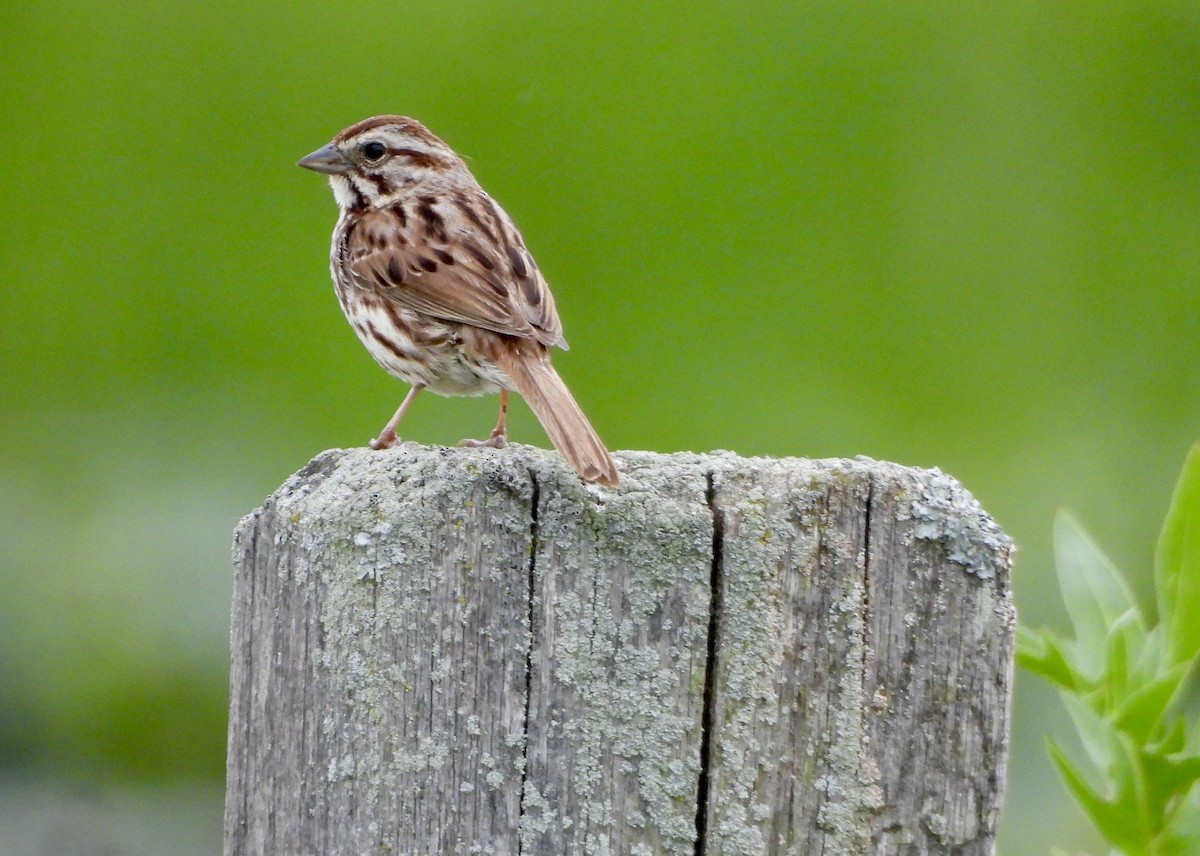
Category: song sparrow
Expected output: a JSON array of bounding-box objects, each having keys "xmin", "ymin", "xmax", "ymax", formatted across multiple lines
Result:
[{"xmin": 298, "ymin": 116, "xmax": 619, "ymax": 486}]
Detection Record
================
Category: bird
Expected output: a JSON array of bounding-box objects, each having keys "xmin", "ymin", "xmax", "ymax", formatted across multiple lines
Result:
[{"xmin": 298, "ymin": 116, "xmax": 618, "ymax": 486}]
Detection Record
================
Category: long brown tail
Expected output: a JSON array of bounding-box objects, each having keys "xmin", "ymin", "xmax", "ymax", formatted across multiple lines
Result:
[{"xmin": 493, "ymin": 345, "xmax": 619, "ymax": 487}]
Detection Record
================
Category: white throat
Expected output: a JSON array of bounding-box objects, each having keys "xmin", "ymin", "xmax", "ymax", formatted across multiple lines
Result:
[{"xmin": 329, "ymin": 175, "xmax": 360, "ymax": 210}]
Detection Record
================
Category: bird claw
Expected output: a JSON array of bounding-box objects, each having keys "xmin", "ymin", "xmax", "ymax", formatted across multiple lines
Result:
[
  {"xmin": 458, "ymin": 433, "xmax": 507, "ymax": 450},
  {"xmin": 369, "ymin": 429, "xmax": 399, "ymax": 450}
]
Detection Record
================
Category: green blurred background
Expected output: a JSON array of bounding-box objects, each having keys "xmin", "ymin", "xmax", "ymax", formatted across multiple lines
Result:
[{"xmin": 2, "ymin": 0, "xmax": 1198, "ymax": 852}]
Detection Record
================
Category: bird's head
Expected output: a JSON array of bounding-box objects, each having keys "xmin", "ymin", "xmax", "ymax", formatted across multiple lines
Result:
[{"xmin": 298, "ymin": 115, "xmax": 465, "ymax": 210}]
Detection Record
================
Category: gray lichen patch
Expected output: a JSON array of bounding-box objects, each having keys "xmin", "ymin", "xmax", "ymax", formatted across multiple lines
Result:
[
  {"xmin": 236, "ymin": 444, "xmax": 536, "ymax": 854},
  {"xmin": 705, "ymin": 460, "xmax": 880, "ymax": 854},
  {"xmin": 903, "ymin": 467, "xmax": 1012, "ymax": 581},
  {"xmin": 521, "ymin": 453, "xmax": 714, "ymax": 854}
]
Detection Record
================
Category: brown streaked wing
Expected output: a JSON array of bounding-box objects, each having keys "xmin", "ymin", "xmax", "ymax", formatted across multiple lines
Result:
[
  {"xmin": 344, "ymin": 208, "xmax": 563, "ymax": 347},
  {"xmin": 504, "ymin": 241, "xmax": 564, "ymax": 350},
  {"xmin": 473, "ymin": 191, "xmax": 564, "ymax": 348}
]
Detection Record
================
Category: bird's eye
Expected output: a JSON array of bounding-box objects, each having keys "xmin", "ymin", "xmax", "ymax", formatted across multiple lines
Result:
[{"xmin": 361, "ymin": 141, "xmax": 387, "ymax": 162}]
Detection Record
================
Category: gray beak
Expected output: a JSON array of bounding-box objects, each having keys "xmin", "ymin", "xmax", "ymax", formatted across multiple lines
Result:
[{"xmin": 298, "ymin": 143, "xmax": 353, "ymax": 175}]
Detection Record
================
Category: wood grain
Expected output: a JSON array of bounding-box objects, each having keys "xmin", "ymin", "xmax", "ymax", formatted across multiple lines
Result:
[{"xmin": 225, "ymin": 445, "xmax": 1014, "ymax": 855}]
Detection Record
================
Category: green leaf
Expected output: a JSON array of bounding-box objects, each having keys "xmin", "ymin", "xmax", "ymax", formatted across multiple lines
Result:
[
  {"xmin": 1049, "ymin": 737, "xmax": 1143, "ymax": 850},
  {"xmin": 1140, "ymin": 749, "xmax": 1200, "ymax": 827},
  {"xmin": 1016, "ymin": 622, "xmax": 1045, "ymax": 660},
  {"xmin": 1017, "ymin": 626, "xmax": 1086, "ymax": 691},
  {"xmin": 1114, "ymin": 663, "xmax": 1191, "ymax": 743},
  {"xmin": 1110, "ymin": 731, "xmax": 1161, "ymax": 846},
  {"xmin": 1056, "ymin": 511, "xmax": 1145, "ymax": 682},
  {"xmin": 1104, "ymin": 607, "xmax": 1147, "ymax": 702},
  {"xmin": 1156, "ymin": 443, "xmax": 1200, "ymax": 667},
  {"xmin": 1062, "ymin": 691, "xmax": 1120, "ymax": 771},
  {"xmin": 1155, "ymin": 717, "xmax": 1188, "ymax": 756},
  {"xmin": 1030, "ymin": 450, "xmax": 1200, "ymax": 855},
  {"xmin": 1161, "ymin": 803, "xmax": 1200, "ymax": 856},
  {"xmin": 1131, "ymin": 626, "xmax": 1167, "ymax": 691}
]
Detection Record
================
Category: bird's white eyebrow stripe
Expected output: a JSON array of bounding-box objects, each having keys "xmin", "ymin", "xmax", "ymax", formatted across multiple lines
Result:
[{"xmin": 345, "ymin": 134, "xmax": 453, "ymax": 171}]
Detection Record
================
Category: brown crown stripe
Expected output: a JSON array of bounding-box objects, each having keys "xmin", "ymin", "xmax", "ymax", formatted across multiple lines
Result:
[{"xmin": 333, "ymin": 115, "xmax": 448, "ymax": 149}]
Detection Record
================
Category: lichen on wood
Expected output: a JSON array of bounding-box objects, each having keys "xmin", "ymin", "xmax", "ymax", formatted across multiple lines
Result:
[{"xmin": 225, "ymin": 444, "xmax": 1014, "ymax": 856}]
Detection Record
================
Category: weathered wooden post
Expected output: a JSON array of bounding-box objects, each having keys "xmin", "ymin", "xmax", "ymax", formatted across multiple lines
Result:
[{"xmin": 225, "ymin": 445, "xmax": 1014, "ymax": 855}]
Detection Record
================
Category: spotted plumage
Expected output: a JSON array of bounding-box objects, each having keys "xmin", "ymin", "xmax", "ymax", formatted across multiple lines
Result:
[{"xmin": 299, "ymin": 115, "xmax": 618, "ymax": 486}]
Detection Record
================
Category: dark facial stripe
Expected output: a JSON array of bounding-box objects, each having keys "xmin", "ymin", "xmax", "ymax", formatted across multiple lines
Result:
[
  {"xmin": 392, "ymin": 147, "xmax": 453, "ymax": 171},
  {"xmin": 365, "ymin": 174, "xmax": 390, "ymax": 195},
  {"xmin": 340, "ymin": 180, "xmax": 367, "ymax": 210}
]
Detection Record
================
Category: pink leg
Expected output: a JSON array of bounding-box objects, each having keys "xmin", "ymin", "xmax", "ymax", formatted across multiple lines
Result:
[
  {"xmin": 459, "ymin": 389, "xmax": 509, "ymax": 449},
  {"xmin": 369, "ymin": 384, "xmax": 424, "ymax": 450}
]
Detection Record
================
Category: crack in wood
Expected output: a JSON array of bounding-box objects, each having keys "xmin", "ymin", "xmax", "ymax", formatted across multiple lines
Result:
[
  {"xmin": 517, "ymin": 469, "xmax": 540, "ymax": 853},
  {"xmin": 861, "ymin": 477, "xmax": 874, "ymax": 701},
  {"xmin": 694, "ymin": 470, "xmax": 723, "ymax": 856}
]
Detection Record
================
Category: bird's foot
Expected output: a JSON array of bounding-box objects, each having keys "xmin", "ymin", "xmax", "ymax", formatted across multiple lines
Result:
[
  {"xmin": 369, "ymin": 428, "xmax": 399, "ymax": 450},
  {"xmin": 458, "ymin": 430, "xmax": 507, "ymax": 450}
]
